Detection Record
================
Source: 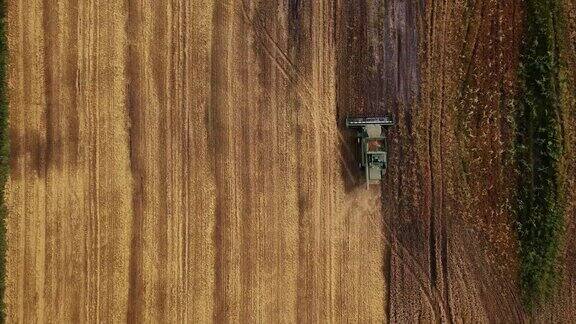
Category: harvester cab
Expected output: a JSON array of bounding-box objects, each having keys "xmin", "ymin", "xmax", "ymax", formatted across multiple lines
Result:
[{"xmin": 346, "ymin": 116, "xmax": 394, "ymax": 189}]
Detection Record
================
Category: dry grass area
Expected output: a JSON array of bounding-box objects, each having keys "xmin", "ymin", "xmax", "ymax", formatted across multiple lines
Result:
[{"xmin": 3, "ymin": 0, "xmax": 575, "ymax": 322}]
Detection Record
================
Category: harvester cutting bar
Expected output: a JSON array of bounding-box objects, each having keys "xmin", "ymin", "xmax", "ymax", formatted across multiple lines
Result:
[{"xmin": 346, "ymin": 116, "xmax": 394, "ymax": 127}]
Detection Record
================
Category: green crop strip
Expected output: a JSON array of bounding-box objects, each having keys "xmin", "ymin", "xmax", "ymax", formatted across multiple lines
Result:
[
  {"xmin": 0, "ymin": 0, "xmax": 7, "ymax": 321},
  {"xmin": 515, "ymin": 0, "xmax": 565, "ymax": 310}
]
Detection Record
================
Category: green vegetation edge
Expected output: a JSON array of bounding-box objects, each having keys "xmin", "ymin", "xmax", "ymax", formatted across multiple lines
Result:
[{"xmin": 515, "ymin": 0, "xmax": 566, "ymax": 310}]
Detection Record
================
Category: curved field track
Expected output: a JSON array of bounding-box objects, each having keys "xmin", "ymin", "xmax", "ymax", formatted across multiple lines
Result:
[{"xmin": 4, "ymin": 0, "xmax": 576, "ymax": 322}]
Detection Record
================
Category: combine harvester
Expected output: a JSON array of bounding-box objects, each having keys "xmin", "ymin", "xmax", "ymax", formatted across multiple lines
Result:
[{"xmin": 346, "ymin": 116, "xmax": 394, "ymax": 189}]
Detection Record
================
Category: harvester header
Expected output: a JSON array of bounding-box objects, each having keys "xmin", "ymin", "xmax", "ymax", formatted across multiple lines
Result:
[{"xmin": 346, "ymin": 116, "xmax": 394, "ymax": 127}]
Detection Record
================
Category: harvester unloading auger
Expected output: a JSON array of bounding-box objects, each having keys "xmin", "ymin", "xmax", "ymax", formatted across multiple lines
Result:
[{"xmin": 346, "ymin": 116, "xmax": 394, "ymax": 189}]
